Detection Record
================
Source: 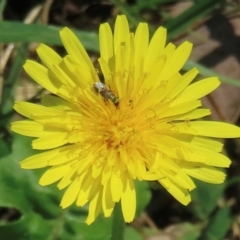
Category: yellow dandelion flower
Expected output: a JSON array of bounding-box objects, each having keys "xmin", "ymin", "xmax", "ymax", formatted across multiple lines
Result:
[{"xmin": 11, "ymin": 15, "xmax": 240, "ymax": 224}]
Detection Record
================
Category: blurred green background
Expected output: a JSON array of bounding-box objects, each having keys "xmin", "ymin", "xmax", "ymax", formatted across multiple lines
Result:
[{"xmin": 1, "ymin": 0, "xmax": 240, "ymax": 239}]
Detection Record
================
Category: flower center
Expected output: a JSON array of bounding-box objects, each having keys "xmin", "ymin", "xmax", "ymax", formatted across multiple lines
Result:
[{"xmin": 103, "ymin": 124, "xmax": 137, "ymax": 149}]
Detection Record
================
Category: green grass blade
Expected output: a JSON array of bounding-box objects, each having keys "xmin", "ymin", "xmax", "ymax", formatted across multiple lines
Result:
[
  {"xmin": 0, "ymin": 43, "xmax": 28, "ymax": 122},
  {"xmin": 0, "ymin": 21, "xmax": 99, "ymax": 51},
  {"xmin": 0, "ymin": 0, "xmax": 6, "ymax": 20},
  {"xmin": 184, "ymin": 60, "xmax": 240, "ymax": 88},
  {"xmin": 165, "ymin": 0, "xmax": 225, "ymax": 40}
]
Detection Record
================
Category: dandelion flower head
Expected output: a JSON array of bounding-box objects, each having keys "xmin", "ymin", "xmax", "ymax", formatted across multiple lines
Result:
[{"xmin": 11, "ymin": 15, "xmax": 240, "ymax": 224}]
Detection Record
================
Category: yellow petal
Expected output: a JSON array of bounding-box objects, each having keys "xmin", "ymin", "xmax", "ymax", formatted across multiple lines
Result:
[
  {"xmin": 114, "ymin": 46, "xmax": 126, "ymax": 98},
  {"xmin": 102, "ymin": 180, "xmax": 115, "ymax": 217},
  {"xmin": 85, "ymin": 191, "xmax": 102, "ymax": 225},
  {"xmin": 159, "ymin": 155, "xmax": 181, "ymax": 174},
  {"xmin": 182, "ymin": 163, "xmax": 226, "ymax": 184},
  {"xmin": 11, "ymin": 121, "xmax": 46, "ymax": 137},
  {"xmin": 172, "ymin": 77, "xmax": 220, "ymax": 105},
  {"xmin": 20, "ymin": 149, "xmax": 58, "ymax": 169},
  {"xmin": 60, "ymin": 27, "xmax": 98, "ymax": 81},
  {"xmin": 41, "ymin": 94, "xmax": 77, "ymax": 111},
  {"xmin": 160, "ymin": 41, "xmax": 192, "ymax": 80},
  {"xmin": 23, "ymin": 60, "xmax": 59, "ymax": 93},
  {"xmin": 39, "ymin": 164, "xmax": 70, "ymax": 186},
  {"xmin": 36, "ymin": 44, "xmax": 62, "ymax": 70},
  {"xmin": 101, "ymin": 163, "xmax": 112, "ymax": 185},
  {"xmin": 134, "ymin": 23, "xmax": 149, "ymax": 66},
  {"xmin": 60, "ymin": 177, "xmax": 81, "ymax": 208},
  {"xmin": 192, "ymin": 136, "xmax": 223, "ymax": 152},
  {"xmin": 175, "ymin": 121, "xmax": 240, "ymax": 138},
  {"xmin": 110, "ymin": 173, "xmax": 123, "ymax": 202},
  {"xmin": 98, "ymin": 58, "xmax": 113, "ymax": 84},
  {"xmin": 121, "ymin": 177, "xmax": 136, "ymax": 222},
  {"xmin": 182, "ymin": 143, "xmax": 231, "ymax": 167},
  {"xmin": 99, "ymin": 22, "xmax": 113, "ymax": 63},
  {"xmin": 32, "ymin": 132, "xmax": 68, "ymax": 149},
  {"xmin": 77, "ymin": 175, "xmax": 101, "ymax": 207},
  {"xmin": 165, "ymin": 170, "xmax": 196, "ymax": 191},
  {"xmin": 174, "ymin": 108, "xmax": 211, "ymax": 121},
  {"xmin": 168, "ymin": 68, "xmax": 199, "ymax": 99},
  {"xmin": 48, "ymin": 146, "xmax": 78, "ymax": 165},
  {"xmin": 77, "ymin": 173, "xmax": 94, "ymax": 207},
  {"xmin": 51, "ymin": 64, "xmax": 76, "ymax": 88},
  {"xmin": 159, "ymin": 178, "xmax": 191, "ymax": 205},
  {"xmin": 13, "ymin": 101, "xmax": 61, "ymax": 120},
  {"xmin": 159, "ymin": 100, "xmax": 201, "ymax": 119},
  {"xmin": 58, "ymin": 167, "xmax": 84, "ymax": 190},
  {"xmin": 114, "ymin": 15, "xmax": 130, "ymax": 55},
  {"xmin": 144, "ymin": 26, "xmax": 166, "ymax": 70}
]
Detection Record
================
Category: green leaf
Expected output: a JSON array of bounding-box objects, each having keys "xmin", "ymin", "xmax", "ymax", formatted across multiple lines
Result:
[
  {"xmin": 198, "ymin": 206, "xmax": 231, "ymax": 240},
  {"xmin": 0, "ymin": 134, "xmax": 112, "ymax": 239},
  {"xmin": 0, "ymin": 129, "xmax": 12, "ymax": 158},
  {"xmin": 225, "ymin": 176, "xmax": 240, "ymax": 188},
  {"xmin": 0, "ymin": 212, "xmax": 53, "ymax": 240},
  {"xmin": 190, "ymin": 179, "xmax": 225, "ymax": 220},
  {"xmin": 0, "ymin": 21, "xmax": 99, "ymax": 52},
  {"xmin": 135, "ymin": 181, "xmax": 151, "ymax": 217},
  {"xmin": 124, "ymin": 226, "xmax": 142, "ymax": 240}
]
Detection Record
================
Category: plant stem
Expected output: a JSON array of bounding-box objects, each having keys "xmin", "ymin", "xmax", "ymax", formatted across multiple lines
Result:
[{"xmin": 111, "ymin": 202, "xmax": 125, "ymax": 240}]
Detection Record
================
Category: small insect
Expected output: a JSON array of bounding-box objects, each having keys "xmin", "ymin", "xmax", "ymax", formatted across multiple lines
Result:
[{"xmin": 93, "ymin": 82, "xmax": 119, "ymax": 108}]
